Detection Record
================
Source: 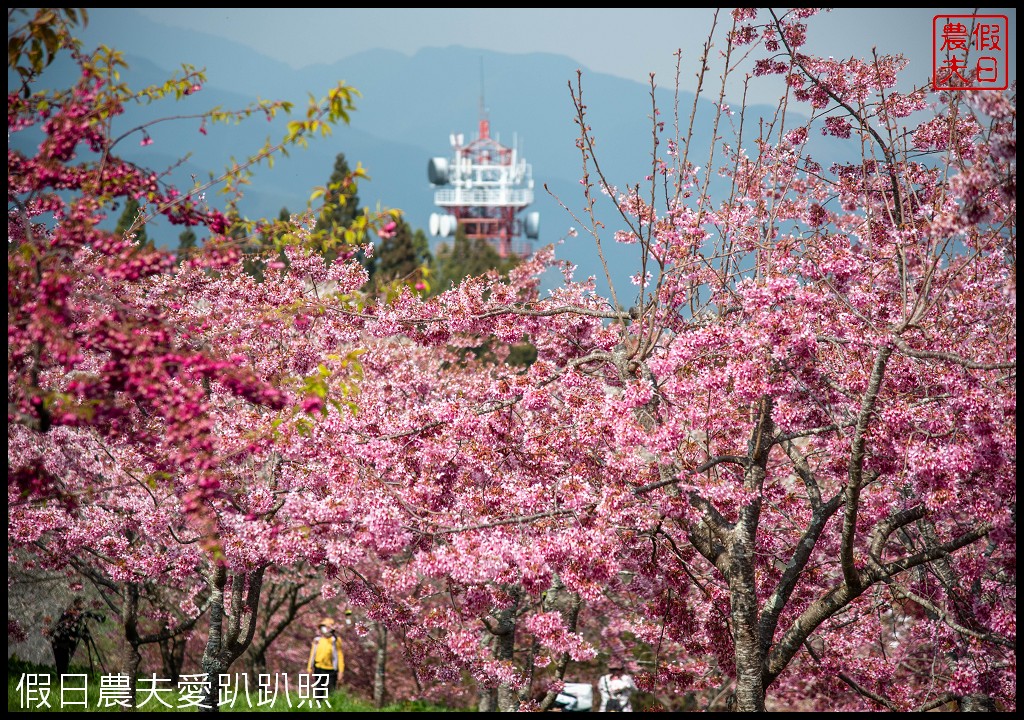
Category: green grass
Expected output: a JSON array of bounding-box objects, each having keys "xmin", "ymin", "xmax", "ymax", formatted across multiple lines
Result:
[{"xmin": 8, "ymin": 658, "xmax": 460, "ymax": 712}]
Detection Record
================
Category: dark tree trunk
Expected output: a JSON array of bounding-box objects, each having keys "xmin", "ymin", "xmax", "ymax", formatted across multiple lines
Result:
[
  {"xmin": 248, "ymin": 648, "xmax": 267, "ymax": 678},
  {"xmin": 122, "ymin": 582, "xmax": 142, "ymax": 711},
  {"xmin": 493, "ymin": 586, "xmax": 522, "ymax": 712},
  {"xmin": 159, "ymin": 632, "xmax": 188, "ymax": 686},
  {"xmin": 199, "ymin": 564, "xmax": 266, "ymax": 712}
]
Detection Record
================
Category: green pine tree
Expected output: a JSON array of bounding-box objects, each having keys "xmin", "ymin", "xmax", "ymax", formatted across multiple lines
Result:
[
  {"xmin": 114, "ymin": 197, "xmax": 152, "ymax": 249},
  {"xmin": 317, "ymin": 152, "xmax": 362, "ymax": 266},
  {"xmin": 176, "ymin": 227, "xmax": 197, "ymax": 264},
  {"xmin": 412, "ymin": 227, "xmax": 433, "ymax": 268}
]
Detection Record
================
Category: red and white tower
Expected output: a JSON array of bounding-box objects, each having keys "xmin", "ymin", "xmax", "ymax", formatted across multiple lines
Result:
[{"xmin": 427, "ymin": 110, "xmax": 540, "ymax": 258}]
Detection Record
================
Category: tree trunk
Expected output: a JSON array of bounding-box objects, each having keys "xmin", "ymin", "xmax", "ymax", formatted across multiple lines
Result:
[
  {"xmin": 247, "ymin": 648, "xmax": 267, "ymax": 679},
  {"xmin": 477, "ymin": 632, "xmax": 498, "ymax": 712},
  {"xmin": 122, "ymin": 582, "xmax": 142, "ymax": 711},
  {"xmin": 199, "ymin": 564, "xmax": 266, "ymax": 712},
  {"xmin": 493, "ymin": 586, "xmax": 522, "ymax": 712},
  {"xmin": 122, "ymin": 639, "xmax": 143, "ymax": 713},
  {"xmin": 373, "ymin": 622, "xmax": 388, "ymax": 708},
  {"xmin": 478, "ymin": 686, "xmax": 498, "ymax": 712},
  {"xmin": 960, "ymin": 694, "xmax": 997, "ymax": 711},
  {"xmin": 159, "ymin": 632, "xmax": 187, "ymax": 686},
  {"xmin": 729, "ymin": 490, "xmax": 767, "ymax": 712},
  {"xmin": 730, "ymin": 574, "xmax": 766, "ymax": 713},
  {"xmin": 536, "ymin": 580, "xmax": 584, "ymax": 712},
  {"xmin": 200, "ymin": 565, "xmax": 228, "ymax": 713}
]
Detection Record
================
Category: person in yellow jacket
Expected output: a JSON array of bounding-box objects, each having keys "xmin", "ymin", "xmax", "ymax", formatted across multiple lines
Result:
[{"xmin": 307, "ymin": 617, "xmax": 344, "ymax": 694}]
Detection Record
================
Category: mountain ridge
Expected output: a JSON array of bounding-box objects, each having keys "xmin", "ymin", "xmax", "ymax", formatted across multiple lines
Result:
[{"xmin": 15, "ymin": 9, "xmax": 808, "ymax": 296}]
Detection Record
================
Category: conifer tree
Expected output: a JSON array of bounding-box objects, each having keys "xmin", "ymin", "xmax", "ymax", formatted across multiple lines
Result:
[
  {"xmin": 318, "ymin": 152, "xmax": 361, "ymax": 266},
  {"xmin": 114, "ymin": 197, "xmax": 152, "ymax": 249},
  {"xmin": 176, "ymin": 227, "xmax": 197, "ymax": 263}
]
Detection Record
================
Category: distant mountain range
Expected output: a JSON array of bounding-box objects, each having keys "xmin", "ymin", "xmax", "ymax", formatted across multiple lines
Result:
[{"xmin": 12, "ymin": 9, "xmax": 819, "ymax": 298}]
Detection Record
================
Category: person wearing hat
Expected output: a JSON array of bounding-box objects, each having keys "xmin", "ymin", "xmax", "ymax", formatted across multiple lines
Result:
[
  {"xmin": 598, "ymin": 661, "xmax": 636, "ymax": 712},
  {"xmin": 307, "ymin": 617, "xmax": 345, "ymax": 695}
]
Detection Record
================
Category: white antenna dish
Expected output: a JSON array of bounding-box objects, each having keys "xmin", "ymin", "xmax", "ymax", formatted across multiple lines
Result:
[
  {"xmin": 525, "ymin": 212, "xmax": 540, "ymax": 239},
  {"xmin": 427, "ymin": 157, "xmax": 449, "ymax": 185}
]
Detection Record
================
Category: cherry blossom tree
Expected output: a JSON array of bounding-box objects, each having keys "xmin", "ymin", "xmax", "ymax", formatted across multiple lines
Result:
[
  {"xmin": 8, "ymin": 10, "xmax": 393, "ymax": 711},
  {"xmin": 524, "ymin": 8, "xmax": 1013, "ymax": 711},
  {"xmin": 7, "ymin": 422, "xmax": 211, "ymax": 700},
  {"xmin": 9, "ymin": 8, "xmax": 1014, "ymax": 714},
  {"xmin": 285, "ymin": 7, "xmax": 1015, "ymax": 712},
  {"xmin": 8, "ymin": 7, "xmax": 369, "ymax": 506}
]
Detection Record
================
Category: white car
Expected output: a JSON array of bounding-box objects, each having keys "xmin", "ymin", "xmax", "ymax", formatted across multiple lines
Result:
[{"xmin": 554, "ymin": 682, "xmax": 594, "ymax": 712}]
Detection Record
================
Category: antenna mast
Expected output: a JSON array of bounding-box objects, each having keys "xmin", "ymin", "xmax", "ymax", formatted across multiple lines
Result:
[{"xmin": 425, "ymin": 61, "xmax": 541, "ymax": 258}]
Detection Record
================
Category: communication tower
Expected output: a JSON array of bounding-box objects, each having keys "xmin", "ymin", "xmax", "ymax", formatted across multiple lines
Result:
[{"xmin": 427, "ymin": 108, "xmax": 540, "ymax": 258}]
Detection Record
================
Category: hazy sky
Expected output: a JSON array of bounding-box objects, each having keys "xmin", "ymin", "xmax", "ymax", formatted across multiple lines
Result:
[{"xmin": 130, "ymin": 8, "xmax": 1016, "ymax": 106}]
